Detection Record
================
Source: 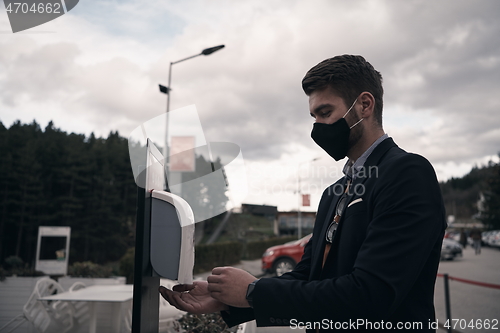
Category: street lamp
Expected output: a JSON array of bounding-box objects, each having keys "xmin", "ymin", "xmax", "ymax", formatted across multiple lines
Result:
[
  {"xmin": 297, "ymin": 157, "xmax": 320, "ymax": 239},
  {"xmin": 159, "ymin": 44, "xmax": 225, "ymax": 189}
]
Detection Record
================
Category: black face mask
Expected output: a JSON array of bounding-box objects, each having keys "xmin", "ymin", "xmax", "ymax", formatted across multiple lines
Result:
[
  {"xmin": 310, "ymin": 98, "xmax": 363, "ymax": 161},
  {"xmin": 311, "ymin": 118, "xmax": 351, "ymax": 161}
]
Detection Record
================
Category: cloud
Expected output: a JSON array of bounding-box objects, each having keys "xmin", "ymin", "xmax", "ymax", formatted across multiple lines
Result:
[
  {"xmin": 0, "ymin": 40, "xmax": 79, "ymax": 105},
  {"xmin": 1, "ymin": 0, "xmax": 500, "ymax": 209}
]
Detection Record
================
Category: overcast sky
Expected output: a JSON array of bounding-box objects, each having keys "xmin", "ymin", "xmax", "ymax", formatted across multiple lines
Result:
[{"xmin": 1, "ymin": 0, "xmax": 499, "ymax": 211}]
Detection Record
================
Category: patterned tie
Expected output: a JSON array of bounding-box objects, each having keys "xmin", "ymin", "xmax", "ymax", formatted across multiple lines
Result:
[{"xmin": 322, "ymin": 179, "xmax": 351, "ymax": 268}]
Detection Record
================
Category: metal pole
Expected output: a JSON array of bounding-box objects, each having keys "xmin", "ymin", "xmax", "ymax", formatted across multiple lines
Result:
[
  {"xmin": 298, "ymin": 175, "xmax": 302, "ymax": 239},
  {"xmin": 167, "ymin": 62, "xmax": 172, "ymax": 121},
  {"xmin": 161, "ymin": 47, "xmax": 222, "ymax": 188},
  {"xmin": 172, "ymin": 53, "xmax": 202, "ymax": 65},
  {"xmin": 132, "ymin": 186, "xmax": 160, "ymax": 333},
  {"xmin": 164, "ymin": 62, "xmax": 173, "ymax": 191},
  {"xmin": 443, "ymin": 273, "xmax": 452, "ymax": 333},
  {"xmin": 296, "ymin": 158, "xmax": 319, "ymax": 239}
]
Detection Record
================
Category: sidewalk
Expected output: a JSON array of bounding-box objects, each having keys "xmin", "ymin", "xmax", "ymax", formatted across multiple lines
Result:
[{"xmin": 434, "ymin": 246, "xmax": 500, "ymax": 333}]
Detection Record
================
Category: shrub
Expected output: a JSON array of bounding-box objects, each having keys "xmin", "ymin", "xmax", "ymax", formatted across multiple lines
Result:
[
  {"xmin": 68, "ymin": 261, "xmax": 112, "ymax": 278},
  {"xmin": 4, "ymin": 256, "xmax": 23, "ymax": 269},
  {"xmin": 177, "ymin": 312, "xmax": 238, "ymax": 333},
  {"xmin": 1, "ymin": 256, "xmax": 45, "ymax": 278},
  {"xmin": 119, "ymin": 248, "xmax": 135, "ymax": 284},
  {"xmin": 194, "ymin": 242, "xmax": 242, "ymax": 274}
]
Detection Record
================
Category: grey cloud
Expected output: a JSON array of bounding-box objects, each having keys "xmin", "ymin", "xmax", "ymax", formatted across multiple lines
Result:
[
  {"xmin": 1, "ymin": 0, "xmax": 499, "ymax": 172},
  {"xmin": 0, "ymin": 41, "xmax": 80, "ymax": 105},
  {"xmin": 0, "ymin": 38, "xmax": 163, "ymax": 137}
]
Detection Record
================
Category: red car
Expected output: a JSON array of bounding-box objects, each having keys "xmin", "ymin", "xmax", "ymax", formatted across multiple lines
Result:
[{"xmin": 261, "ymin": 234, "xmax": 312, "ymax": 276}]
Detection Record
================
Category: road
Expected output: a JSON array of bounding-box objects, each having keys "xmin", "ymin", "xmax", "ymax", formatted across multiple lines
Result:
[{"xmin": 434, "ymin": 245, "xmax": 500, "ymax": 333}]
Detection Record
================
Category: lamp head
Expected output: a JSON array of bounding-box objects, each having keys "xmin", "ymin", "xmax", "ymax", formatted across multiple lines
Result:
[
  {"xmin": 159, "ymin": 84, "xmax": 170, "ymax": 94},
  {"xmin": 201, "ymin": 45, "xmax": 225, "ymax": 55}
]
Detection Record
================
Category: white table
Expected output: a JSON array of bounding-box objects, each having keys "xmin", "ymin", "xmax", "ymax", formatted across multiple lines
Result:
[{"xmin": 39, "ymin": 284, "xmax": 133, "ymax": 333}]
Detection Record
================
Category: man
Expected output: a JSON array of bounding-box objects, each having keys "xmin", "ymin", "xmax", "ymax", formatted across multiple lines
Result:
[
  {"xmin": 160, "ymin": 55, "xmax": 446, "ymax": 332},
  {"xmin": 469, "ymin": 227, "xmax": 482, "ymax": 255}
]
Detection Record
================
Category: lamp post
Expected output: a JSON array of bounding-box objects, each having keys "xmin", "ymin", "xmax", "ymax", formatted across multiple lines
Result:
[
  {"xmin": 159, "ymin": 44, "xmax": 225, "ymax": 189},
  {"xmin": 297, "ymin": 157, "xmax": 319, "ymax": 239}
]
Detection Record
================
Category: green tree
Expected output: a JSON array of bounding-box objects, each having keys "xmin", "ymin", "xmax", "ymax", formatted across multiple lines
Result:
[
  {"xmin": 0, "ymin": 121, "xmax": 137, "ymax": 268},
  {"xmin": 481, "ymin": 158, "xmax": 500, "ymax": 229},
  {"xmin": 439, "ymin": 165, "xmax": 491, "ymax": 219}
]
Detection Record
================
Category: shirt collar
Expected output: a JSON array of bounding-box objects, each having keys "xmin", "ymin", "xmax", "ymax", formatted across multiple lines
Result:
[{"xmin": 343, "ymin": 133, "xmax": 389, "ymax": 180}]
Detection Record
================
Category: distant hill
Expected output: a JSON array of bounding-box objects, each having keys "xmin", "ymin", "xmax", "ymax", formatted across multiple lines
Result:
[{"xmin": 439, "ymin": 159, "xmax": 499, "ymax": 229}]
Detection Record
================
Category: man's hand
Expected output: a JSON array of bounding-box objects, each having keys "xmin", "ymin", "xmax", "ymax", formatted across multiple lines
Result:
[
  {"xmin": 207, "ymin": 267, "xmax": 257, "ymax": 308},
  {"xmin": 159, "ymin": 281, "xmax": 229, "ymax": 314}
]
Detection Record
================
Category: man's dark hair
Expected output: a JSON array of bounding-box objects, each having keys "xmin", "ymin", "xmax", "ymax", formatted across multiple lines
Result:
[{"xmin": 302, "ymin": 55, "xmax": 384, "ymax": 125}]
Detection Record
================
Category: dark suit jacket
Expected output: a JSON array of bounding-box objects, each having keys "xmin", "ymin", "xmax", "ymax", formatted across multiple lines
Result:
[{"xmin": 222, "ymin": 138, "xmax": 446, "ymax": 332}]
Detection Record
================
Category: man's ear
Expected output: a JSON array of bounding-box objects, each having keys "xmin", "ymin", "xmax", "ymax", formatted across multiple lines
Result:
[{"xmin": 359, "ymin": 92, "xmax": 375, "ymax": 118}]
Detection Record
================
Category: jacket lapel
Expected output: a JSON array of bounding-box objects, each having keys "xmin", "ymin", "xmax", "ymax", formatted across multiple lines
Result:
[
  {"xmin": 344, "ymin": 138, "xmax": 397, "ymax": 208},
  {"xmin": 310, "ymin": 177, "xmax": 348, "ymax": 279},
  {"xmin": 313, "ymin": 138, "xmax": 397, "ymax": 278}
]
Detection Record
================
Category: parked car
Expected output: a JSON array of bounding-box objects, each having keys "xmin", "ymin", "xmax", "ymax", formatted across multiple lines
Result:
[
  {"xmin": 482, "ymin": 230, "xmax": 500, "ymax": 247},
  {"xmin": 263, "ymin": 233, "xmax": 463, "ymax": 272},
  {"xmin": 441, "ymin": 238, "xmax": 463, "ymax": 260},
  {"xmin": 490, "ymin": 231, "xmax": 500, "ymax": 247},
  {"xmin": 444, "ymin": 231, "xmax": 460, "ymax": 241},
  {"xmin": 262, "ymin": 234, "xmax": 312, "ymax": 276}
]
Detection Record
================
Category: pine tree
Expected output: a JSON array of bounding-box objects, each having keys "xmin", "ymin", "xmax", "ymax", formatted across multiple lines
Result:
[
  {"xmin": 0, "ymin": 121, "xmax": 137, "ymax": 267},
  {"xmin": 481, "ymin": 158, "xmax": 500, "ymax": 229}
]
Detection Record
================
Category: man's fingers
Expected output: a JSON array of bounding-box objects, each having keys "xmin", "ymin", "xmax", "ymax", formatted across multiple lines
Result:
[
  {"xmin": 159, "ymin": 286, "xmax": 170, "ymax": 299},
  {"xmin": 173, "ymin": 284, "xmax": 195, "ymax": 292},
  {"xmin": 159, "ymin": 286, "xmax": 189, "ymax": 311},
  {"xmin": 207, "ymin": 275, "xmax": 223, "ymax": 284},
  {"xmin": 159, "ymin": 286, "xmax": 178, "ymax": 305},
  {"xmin": 159, "ymin": 286, "xmax": 176, "ymax": 305},
  {"xmin": 171, "ymin": 292, "xmax": 190, "ymax": 311},
  {"xmin": 207, "ymin": 282, "xmax": 222, "ymax": 293},
  {"xmin": 210, "ymin": 290, "xmax": 223, "ymax": 301},
  {"xmin": 211, "ymin": 266, "xmax": 227, "ymax": 275}
]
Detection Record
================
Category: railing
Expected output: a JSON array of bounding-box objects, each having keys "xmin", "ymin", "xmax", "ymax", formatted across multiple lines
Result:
[{"xmin": 437, "ymin": 273, "xmax": 500, "ymax": 333}]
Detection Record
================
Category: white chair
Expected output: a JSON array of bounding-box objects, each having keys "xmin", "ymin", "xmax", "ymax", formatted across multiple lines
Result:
[
  {"xmin": 0, "ymin": 313, "xmax": 26, "ymax": 333},
  {"xmin": 0, "ymin": 277, "xmax": 74, "ymax": 333},
  {"xmin": 30, "ymin": 278, "xmax": 74, "ymax": 333},
  {"xmin": 68, "ymin": 282, "xmax": 90, "ymax": 329}
]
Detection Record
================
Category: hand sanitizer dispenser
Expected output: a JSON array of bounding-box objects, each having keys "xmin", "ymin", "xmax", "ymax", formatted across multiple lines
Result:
[{"xmin": 150, "ymin": 190, "xmax": 195, "ymax": 284}]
